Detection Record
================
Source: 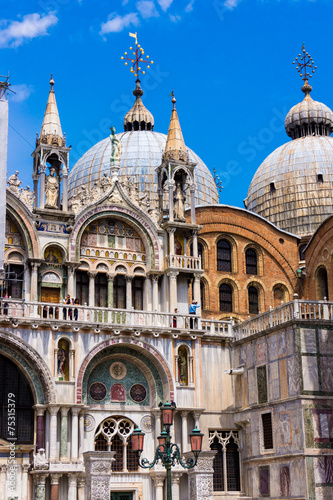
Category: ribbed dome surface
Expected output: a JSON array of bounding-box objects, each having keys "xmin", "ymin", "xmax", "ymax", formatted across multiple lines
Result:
[
  {"xmin": 285, "ymin": 94, "xmax": 333, "ymax": 139},
  {"xmin": 68, "ymin": 131, "xmax": 219, "ymax": 208},
  {"xmin": 246, "ymin": 136, "xmax": 333, "ymax": 236}
]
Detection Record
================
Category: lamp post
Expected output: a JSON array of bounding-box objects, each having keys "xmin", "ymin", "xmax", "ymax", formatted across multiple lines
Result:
[{"xmin": 131, "ymin": 401, "xmax": 203, "ymax": 500}]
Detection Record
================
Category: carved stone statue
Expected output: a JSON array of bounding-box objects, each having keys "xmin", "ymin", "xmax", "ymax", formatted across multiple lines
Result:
[
  {"xmin": 45, "ymin": 167, "xmax": 59, "ymax": 209},
  {"xmin": 174, "ymin": 183, "xmax": 186, "ymax": 220},
  {"xmin": 100, "ymin": 172, "xmax": 112, "ymax": 193},
  {"xmin": 33, "ymin": 448, "xmax": 49, "ymax": 470},
  {"xmin": 20, "ymin": 185, "xmax": 34, "ymax": 209},
  {"xmin": 7, "ymin": 171, "xmax": 22, "ymax": 195},
  {"xmin": 110, "ymin": 127, "xmax": 121, "ymax": 160}
]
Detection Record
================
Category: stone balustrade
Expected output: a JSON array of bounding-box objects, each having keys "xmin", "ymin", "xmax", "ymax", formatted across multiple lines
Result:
[{"xmin": 165, "ymin": 254, "xmax": 202, "ymax": 270}]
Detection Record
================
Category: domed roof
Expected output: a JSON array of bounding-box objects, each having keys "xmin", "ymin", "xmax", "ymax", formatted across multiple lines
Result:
[
  {"xmin": 285, "ymin": 92, "xmax": 333, "ymax": 139},
  {"xmin": 246, "ymin": 135, "xmax": 333, "ymax": 236},
  {"xmin": 123, "ymin": 80, "xmax": 154, "ymax": 131},
  {"xmin": 68, "ymin": 131, "xmax": 219, "ymax": 209}
]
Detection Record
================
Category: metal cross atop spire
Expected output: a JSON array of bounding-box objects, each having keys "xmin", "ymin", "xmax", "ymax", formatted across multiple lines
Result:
[
  {"xmin": 293, "ymin": 43, "xmax": 317, "ymax": 83},
  {"xmin": 121, "ymin": 32, "xmax": 154, "ymax": 80},
  {"xmin": 0, "ymin": 74, "xmax": 14, "ymax": 100}
]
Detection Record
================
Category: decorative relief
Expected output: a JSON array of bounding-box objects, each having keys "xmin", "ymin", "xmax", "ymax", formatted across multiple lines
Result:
[
  {"xmin": 141, "ymin": 414, "xmax": 155, "ymax": 433},
  {"xmin": 84, "ymin": 414, "xmax": 96, "ymax": 432},
  {"xmin": 91, "ymin": 461, "xmax": 112, "ymax": 474},
  {"xmin": 130, "ymin": 383, "xmax": 147, "ymax": 403},
  {"xmin": 42, "ymin": 272, "xmax": 61, "ymax": 284},
  {"xmin": 110, "ymin": 383, "xmax": 126, "ymax": 402},
  {"xmin": 110, "ymin": 361, "xmax": 127, "ymax": 380},
  {"xmin": 89, "ymin": 382, "xmax": 107, "ymax": 402}
]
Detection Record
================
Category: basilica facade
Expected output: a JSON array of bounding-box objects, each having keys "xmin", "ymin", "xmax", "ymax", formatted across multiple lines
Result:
[{"xmin": 1, "ymin": 52, "xmax": 333, "ymax": 500}]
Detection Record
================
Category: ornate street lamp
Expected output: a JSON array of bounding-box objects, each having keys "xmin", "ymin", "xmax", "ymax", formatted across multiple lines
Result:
[{"xmin": 131, "ymin": 401, "xmax": 204, "ymax": 500}]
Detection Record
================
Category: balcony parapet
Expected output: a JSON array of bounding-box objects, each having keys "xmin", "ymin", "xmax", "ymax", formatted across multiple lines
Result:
[{"xmin": 165, "ymin": 254, "xmax": 202, "ymax": 271}]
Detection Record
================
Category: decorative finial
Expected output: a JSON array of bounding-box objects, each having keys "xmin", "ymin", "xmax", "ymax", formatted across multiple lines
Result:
[
  {"xmin": 293, "ymin": 43, "xmax": 317, "ymax": 95},
  {"xmin": 171, "ymin": 90, "xmax": 176, "ymax": 109},
  {"xmin": 121, "ymin": 32, "xmax": 154, "ymax": 81},
  {"xmin": 50, "ymin": 73, "xmax": 54, "ymax": 91}
]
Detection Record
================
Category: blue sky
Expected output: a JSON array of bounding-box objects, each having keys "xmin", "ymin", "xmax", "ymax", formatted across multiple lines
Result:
[{"xmin": 1, "ymin": 0, "xmax": 332, "ymax": 207}]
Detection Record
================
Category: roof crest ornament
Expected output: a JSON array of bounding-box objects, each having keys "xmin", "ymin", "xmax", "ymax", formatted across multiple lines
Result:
[
  {"xmin": 121, "ymin": 32, "xmax": 154, "ymax": 81},
  {"xmin": 293, "ymin": 43, "xmax": 317, "ymax": 96}
]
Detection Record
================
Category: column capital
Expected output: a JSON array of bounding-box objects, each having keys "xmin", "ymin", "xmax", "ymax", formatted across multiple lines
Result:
[
  {"xmin": 125, "ymin": 275, "xmax": 133, "ymax": 282},
  {"xmin": 60, "ymin": 406, "xmax": 70, "ymax": 417},
  {"xmin": 167, "ymin": 227, "xmax": 177, "ymax": 234},
  {"xmin": 107, "ymin": 273, "xmax": 115, "ymax": 281},
  {"xmin": 193, "ymin": 273, "xmax": 202, "ymax": 281},
  {"xmin": 192, "ymin": 410, "xmax": 204, "ymax": 420},
  {"xmin": 171, "ymin": 471, "xmax": 183, "ymax": 483},
  {"xmin": 88, "ymin": 271, "xmax": 98, "ymax": 278},
  {"xmin": 180, "ymin": 410, "xmax": 189, "ymax": 418},
  {"xmin": 34, "ymin": 404, "xmax": 47, "ymax": 417},
  {"xmin": 150, "ymin": 472, "xmax": 166, "ymax": 487},
  {"xmin": 68, "ymin": 473, "xmax": 78, "ymax": 486},
  {"xmin": 48, "ymin": 405, "xmax": 60, "ymax": 417},
  {"xmin": 167, "ymin": 271, "xmax": 179, "ymax": 280},
  {"xmin": 71, "ymin": 406, "xmax": 81, "ymax": 416},
  {"xmin": 77, "ymin": 475, "xmax": 86, "ymax": 488},
  {"xmin": 34, "ymin": 472, "xmax": 49, "ymax": 485},
  {"xmin": 50, "ymin": 473, "xmax": 62, "ymax": 485},
  {"xmin": 22, "ymin": 463, "xmax": 30, "ymax": 473}
]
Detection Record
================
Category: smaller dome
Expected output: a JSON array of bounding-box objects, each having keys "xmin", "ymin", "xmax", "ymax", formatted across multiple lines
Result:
[
  {"xmin": 285, "ymin": 87, "xmax": 333, "ymax": 139},
  {"xmin": 123, "ymin": 80, "xmax": 154, "ymax": 131}
]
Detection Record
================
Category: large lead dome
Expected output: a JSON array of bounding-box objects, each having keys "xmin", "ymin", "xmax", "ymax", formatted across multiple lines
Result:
[{"xmin": 245, "ymin": 79, "xmax": 333, "ymax": 236}]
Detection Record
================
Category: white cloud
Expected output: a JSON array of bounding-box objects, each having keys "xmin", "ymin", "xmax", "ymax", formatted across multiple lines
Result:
[
  {"xmin": 169, "ymin": 14, "xmax": 181, "ymax": 22},
  {"xmin": 100, "ymin": 12, "xmax": 139, "ymax": 35},
  {"xmin": 157, "ymin": 0, "xmax": 173, "ymax": 12},
  {"xmin": 136, "ymin": 1, "xmax": 159, "ymax": 18},
  {"xmin": 0, "ymin": 12, "xmax": 58, "ymax": 48},
  {"xmin": 224, "ymin": 0, "xmax": 241, "ymax": 9},
  {"xmin": 11, "ymin": 84, "xmax": 34, "ymax": 102},
  {"xmin": 185, "ymin": 0, "xmax": 195, "ymax": 12}
]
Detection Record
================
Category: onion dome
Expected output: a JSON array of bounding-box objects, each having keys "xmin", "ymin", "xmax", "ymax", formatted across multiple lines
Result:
[
  {"xmin": 285, "ymin": 83, "xmax": 333, "ymax": 139},
  {"xmin": 246, "ymin": 46, "xmax": 333, "ymax": 237},
  {"xmin": 123, "ymin": 80, "xmax": 154, "ymax": 131}
]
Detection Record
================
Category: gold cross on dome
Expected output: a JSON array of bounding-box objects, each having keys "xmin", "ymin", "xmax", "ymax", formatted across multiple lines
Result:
[
  {"xmin": 121, "ymin": 32, "xmax": 154, "ymax": 80},
  {"xmin": 293, "ymin": 43, "xmax": 317, "ymax": 83}
]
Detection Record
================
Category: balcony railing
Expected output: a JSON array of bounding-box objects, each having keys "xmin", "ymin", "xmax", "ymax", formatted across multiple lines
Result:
[
  {"xmin": 0, "ymin": 299, "xmax": 233, "ymax": 337},
  {"xmin": 165, "ymin": 254, "xmax": 202, "ymax": 270}
]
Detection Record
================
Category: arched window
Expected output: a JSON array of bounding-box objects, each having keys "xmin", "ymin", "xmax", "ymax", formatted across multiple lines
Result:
[
  {"xmin": 217, "ymin": 240, "xmax": 232, "ymax": 272},
  {"xmin": 317, "ymin": 267, "xmax": 329, "ymax": 300},
  {"xmin": 95, "ymin": 273, "xmax": 108, "ymax": 307},
  {"xmin": 0, "ymin": 355, "xmax": 34, "ymax": 443},
  {"xmin": 209, "ymin": 431, "xmax": 241, "ymax": 492},
  {"xmin": 177, "ymin": 345, "xmax": 188, "ymax": 386},
  {"xmin": 219, "ymin": 284, "xmax": 233, "ymax": 312},
  {"xmin": 114, "ymin": 275, "xmax": 126, "ymax": 309},
  {"xmin": 273, "ymin": 285, "xmax": 286, "ymax": 307},
  {"xmin": 248, "ymin": 286, "xmax": 259, "ymax": 314},
  {"xmin": 94, "ymin": 417, "xmax": 138, "ymax": 472},
  {"xmin": 76, "ymin": 271, "xmax": 89, "ymax": 305},
  {"xmin": 245, "ymin": 249, "xmax": 257, "ymax": 275},
  {"xmin": 132, "ymin": 277, "xmax": 144, "ymax": 310}
]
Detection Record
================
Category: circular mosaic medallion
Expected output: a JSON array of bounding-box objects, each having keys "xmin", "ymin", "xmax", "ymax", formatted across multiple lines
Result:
[
  {"xmin": 130, "ymin": 384, "xmax": 147, "ymax": 403},
  {"xmin": 110, "ymin": 361, "xmax": 127, "ymax": 380},
  {"xmin": 89, "ymin": 382, "xmax": 107, "ymax": 401},
  {"xmin": 141, "ymin": 414, "xmax": 155, "ymax": 433},
  {"xmin": 84, "ymin": 414, "xmax": 95, "ymax": 432}
]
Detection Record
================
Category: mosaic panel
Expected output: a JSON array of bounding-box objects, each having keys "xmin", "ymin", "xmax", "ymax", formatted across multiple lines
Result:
[
  {"xmin": 300, "ymin": 329, "xmax": 317, "ymax": 354},
  {"xmin": 318, "ymin": 329, "xmax": 333, "ymax": 354},
  {"xmin": 320, "ymin": 357, "xmax": 333, "ymax": 394},
  {"xmin": 279, "ymin": 412, "xmax": 292, "ymax": 445},
  {"xmin": 130, "ymin": 384, "xmax": 147, "ymax": 403},
  {"xmin": 111, "ymin": 383, "xmax": 126, "ymax": 402},
  {"xmin": 89, "ymin": 382, "xmax": 107, "ymax": 401},
  {"xmin": 302, "ymin": 356, "xmax": 319, "ymax": 392}
]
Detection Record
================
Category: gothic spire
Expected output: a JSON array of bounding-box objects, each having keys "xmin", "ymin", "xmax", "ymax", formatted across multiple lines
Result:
[
  {"xmin": 164, "ymin": 91, "xmax": 188, "ymax": 162},
  {"xmin": 39, "ymin": 74, "xmax": 63, "ymax": 145}
]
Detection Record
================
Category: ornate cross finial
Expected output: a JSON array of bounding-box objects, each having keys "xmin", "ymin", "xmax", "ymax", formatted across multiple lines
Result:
[
  {"xmin": 121, "ymin": 32, "xmax": 154, "ymax": 80},
  {"xmin": 293, "ymin": 44, "xmax": 317, "ymax": 93}
]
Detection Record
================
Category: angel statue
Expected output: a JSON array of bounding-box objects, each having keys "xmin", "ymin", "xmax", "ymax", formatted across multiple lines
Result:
[{"xmin": 110, "ymin": 126, "xmax": 122, "ymax": 161}]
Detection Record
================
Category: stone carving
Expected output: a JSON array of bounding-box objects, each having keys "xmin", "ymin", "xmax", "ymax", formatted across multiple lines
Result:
[
  {"xmin": 141, "ymin": 414, "xmax": 155, "ymax": 432},
  {"xmin": 174, "ymin": 182, "xmax": 186, "ymax": 221},
  {"xmin": 110, "ymin": 126, "xmax": 122, "ymax": 160},
  {"xmin": 91, "ymin": 461, "xmax": 112, "ymax": 474},
  {"xmin": 108, "ymin": 187, "xmax": 123, "ymax": 204},
  {"xmin": 7, "ymin": 170, "xmax": 22, "ymax": 195},
  {"xmin": 84, "ymin": 414, "xmax": 96, "ymax": 432},
  {"xmin": 110, "ymin": 361, "xmax": 127, "ymax": 380},
  {"xmin": 89, "ymin": 382, "xmax": 107, "ymax": 401},
  {"xmin": 20, "ymin": 185, "xmax": 34, "ymax": 209},
  {"xmin": 100, "ymin": 172, "xmax": 112, "ymax": 193},
  {"xmin": 33, "ymin": 448, "xmax": 49, "ymax": 470},
  {"xmin": 130, "ymin": 383, "xmax": 147, "ymax": 403},
  {"xmin": 45, "ymin": 167, "xmax": 59, "ymax": 209}
]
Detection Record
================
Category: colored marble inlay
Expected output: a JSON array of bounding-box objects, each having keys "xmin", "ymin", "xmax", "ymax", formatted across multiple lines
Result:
[
  {"xmin": 280, "ymin": 465, "xmax": 290, "ymax": 496},
  {"xmin": 259, "ymin": 466, "xmax": 270, "ymax": 496},
  {"xmin": 257, "ymin": 365, "xmax": 268, "ymax": 404}
]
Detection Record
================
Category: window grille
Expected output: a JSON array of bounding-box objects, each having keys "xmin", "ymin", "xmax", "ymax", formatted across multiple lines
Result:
[
  {"xmin": 219, "ymin": 284, "xmax": 233, "ymax": 312},
  {"xmin": 209, "ymin": 430, "xmax": 240, "ymax": 492},
  {"xmin": 261, "ymin": 413, "xmax": 273, "ymax": 449},
  {"xmin": 245, "ymin": 249, "xmax": 257, "ymax": 275},
  {"xmin": 248, "ymin": 286, "xmax": 259, "ymax": 314},
  {"xmin": 217, "ymin": 240, "xmax": 232, "ymax": 272},
  {"xmin": 112, "ymin": 434, "xmax": 124, "ymax": 471}
]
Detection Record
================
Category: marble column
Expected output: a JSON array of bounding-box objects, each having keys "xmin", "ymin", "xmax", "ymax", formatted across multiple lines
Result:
[
  {"xmin": 143, "ymin": 276, "xmax": 150, "ymax": 310},
  {"xmin": 34, "ymin": 473, "xmax": 48, "ymax": 500},
  {"xmin": 168, "ymin": 227, "xmax": 176, "ymax": 256},
  {"xmin": 77, "ymin": 476, "xmax": 86, "ymax": 500},
  {"xmin": 190, "ymin": 184, "xmax": 196, "ymax": 224},
  {"xmin": 21, "ymin": 464, "xmax": 30, "ymax": 500},
  {"xmin": 152, "ymin": 275, "xmax": 159, "ymax": 312},
  {"xmin": 39, "ymin": 166, "xmax": 46, "ymax": 209},
  {"xmin": 88, "ymin": 271, "xmax": 97, "ymax": 307},
  {"xmin": 126, "ymin": 276, "xmax": 132, "ymax": 310},
  {"xmin": 151, "ymin": 473, "xmax": 165, "ymax": 500},
  {"xmin": 35, "ymin": 405, "xmax": 46, "ymax": 451},
  {"xmin": 0, "ymin": 466, "xmax": 6, "ymax": 495},
  {"xmin": 62, "ymin": 174, "xmax": 68, "ymax": 212},
  {"xmin": 60, "ymin": 407, "xmax": 69, "ymax": 460},
  {"xmin": 168, "ymin": 271, "xmax": 179, "ymax": 313},
  {"xmin": 50, "ymin": 473, "xmax": 62, "ymax": 500},
  {"xmin": 171, "ymin": 472, "xmax": 183, "ymax": 500},
  {"xmin": 67, "ymin": 265, "xmax": 75, "ymax": 297},
  {"xmin": 180, "ymin": 411, "xmax": 189, "ymax": 452},
  {"xmin": 49, "ymin": 406, "xmax": 59, "ymax": 460},
  {"xmin": 72, "ymin": 407, "xmax": 80, "ymax": 460},
  {"xmin": 168, "ymin": 180, "xmax": 175, "ymax": 222},
  {"xmin": 31, "ymin": 262, "xmax": 40, "ymax": 302},
  {"xmin": 70, "ymin": 348, "xmax": 75, "ymax": 381},
  {"xmin": 68, "ymin": 473, "xmax": 77, "ymax": 499},
  {"xmin": 192, "ymin": 230, "xmax": 198, "ymax": 258},
  {"xmin": 79, "ymin": 410, "xmax": 85, "ymax": 457},
  {"xmin": 107, "ymin": 274, "xmax": 114, "ymax": 307},
  {"xmin": 193, "ymin": 273, "xmax": 201, "ymax": 305},
  {"xmin": 24, "ymin": 265, "xmax": 31, "ymax": 301},
  {"xmin": 192, "ymin": 411, "xmax": 202, "ymax": 429}
]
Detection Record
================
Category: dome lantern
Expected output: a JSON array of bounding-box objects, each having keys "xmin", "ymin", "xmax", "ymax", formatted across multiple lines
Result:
[{"xmin": 123, "ymin": 79, "xmax": 154, "ymax": 131}]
